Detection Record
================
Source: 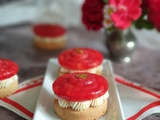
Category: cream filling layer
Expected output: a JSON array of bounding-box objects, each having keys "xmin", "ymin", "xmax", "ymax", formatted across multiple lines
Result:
[
  {"xmin": 60, "ymin": 65, "xmax": 103, "ymax": 74},
  {"xmin": 35, "ymin": 35, "xmax": 66, "ymax": 43},
  {"xmin": 0, "ymin": 75, "xmax": 18, "ymax": 89},
  {"xmin": 54, "ymin": 91, "xmax": 109, "ymax": 111}
]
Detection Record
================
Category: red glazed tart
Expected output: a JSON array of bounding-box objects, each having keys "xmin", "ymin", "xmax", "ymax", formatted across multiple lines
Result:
[
  {"xmin": 52, "ymin": 73, "xmax": 109, "ymax": 120},
  {"xmin": 58, "ymin": 48, "xmax": 103, "ymax": 76},
  {"xmin": 0, "ymin": 59, "xmax": 19, "ymax": 98},
  {"xmin": 33, "ymin": 24, "xmax": 67, "ymax": 51}
]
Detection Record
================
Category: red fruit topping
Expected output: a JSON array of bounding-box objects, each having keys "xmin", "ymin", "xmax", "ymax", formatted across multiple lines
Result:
[
  {"xmin": 52, "ymin": 73, "xmax": 108, "ymax": 101},
  {"xmin": 33, "ymin": 24, "xmax": 66, "ymax": 37},
  {"xmin": 58, "ymin": 48, "xmax": 103, "ymax": 70},
  {"xmin": 0, "ymin": 59, "xmax": 19, "ymax": 80}
]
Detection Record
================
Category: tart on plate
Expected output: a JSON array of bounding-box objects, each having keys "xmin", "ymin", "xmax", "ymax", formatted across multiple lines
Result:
[
  {"xmin": 33, "ymin": 24, "xmax": 67, "ymax": 51},
  {"xmin": 0, "ymin": 59, "xmax": 19, "ymax": 98},
  {"xmin": 52, "ymin": 73, "xmax": 109, "ymax": 120},
  {"xmin": 58, "ymin": 48, "xmax": 103, "ymax": 76}
]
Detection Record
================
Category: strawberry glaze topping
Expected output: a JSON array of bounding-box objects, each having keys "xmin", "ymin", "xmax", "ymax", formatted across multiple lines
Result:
[
  {"xmin": 33, "ymin": 24, "xmax": 66, "ymax": 37},
  {"xmin": 0, "ymin": 59, "xmax": 19, "ymax": 80},
  {"xmin": 52, "ymin": 73, "xmax": 108, "ymax": 101},
  {"xmin": 58, "ymin": 48, "xmax": 103, "ymax": 70}
]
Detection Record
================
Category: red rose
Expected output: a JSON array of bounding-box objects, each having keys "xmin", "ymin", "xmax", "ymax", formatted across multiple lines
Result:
[
  {"xmin": 148, "ymin": 0, "xmax": 160, "ymax": 30},
  {"xmin": 82, "ymin": 0, "xmax": 105, "ymax": 31}
]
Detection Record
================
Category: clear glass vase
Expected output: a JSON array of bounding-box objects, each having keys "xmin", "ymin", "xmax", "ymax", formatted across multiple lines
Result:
[{"xmin": 105, "ymin": 28, "xmax": 137, "ymax": 62}]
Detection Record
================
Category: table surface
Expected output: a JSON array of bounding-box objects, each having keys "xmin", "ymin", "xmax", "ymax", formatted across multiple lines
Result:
[{"xmin": 0, "ymin": 23, "xmax": 160, "ymax": 120}]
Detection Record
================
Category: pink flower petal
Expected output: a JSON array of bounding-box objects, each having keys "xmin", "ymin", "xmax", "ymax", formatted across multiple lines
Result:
[
  {"xmin": 120, "ymin": 0, "xmax": 132, "ymax": 7},
  {"xmin": 132, "ymin": 0, "xmax": 141, "ymax": 6},
  {"xmin": 109, "ymin": 0, "xmax": 120, "ymax": 6},
  {"xmin": 111, "ymin": 11, "xmax": 131, "ymax": 29},
  {"xmin": 128, "ymin": 8, "xmax": 141, "ymax": 20}
]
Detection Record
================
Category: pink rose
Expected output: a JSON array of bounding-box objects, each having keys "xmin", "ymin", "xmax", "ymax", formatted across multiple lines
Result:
[
  {"xmin": 82, "ymin": 0, "xmax": 105, "ymax": 31},
  {"xmin": 109, "ymin": 0, "xmax": 142, "ymax": 29},
  {"xmin": 148, "ymin": 0, "xmax": 160, "ymax": 30}
]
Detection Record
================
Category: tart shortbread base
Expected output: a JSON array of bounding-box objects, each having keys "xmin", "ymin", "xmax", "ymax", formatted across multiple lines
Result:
[
  {"xmin": 33, "ymin": 37, "xmax": 66, "ymax": 51},
  {"xmin": 58, "ymin": 68, "xmax": 102, "ymax": 77},
  {"xmin": 0, "ymin": 80, "xmax": 18, "ymax": 98},
  {"xmin": 53, "ymin": 99, "xmax": 107, "ymax": 120}
]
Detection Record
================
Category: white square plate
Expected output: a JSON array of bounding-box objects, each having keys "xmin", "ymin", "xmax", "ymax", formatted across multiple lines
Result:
[{"xmin": 33, "ymin": 59, "xmax": 125, "ymax": 120}]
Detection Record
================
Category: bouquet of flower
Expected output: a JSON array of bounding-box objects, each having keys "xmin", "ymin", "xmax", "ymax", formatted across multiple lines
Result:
[{"xmin": 82, "ymin": 0, "xmax": 160, "ymax": 31}]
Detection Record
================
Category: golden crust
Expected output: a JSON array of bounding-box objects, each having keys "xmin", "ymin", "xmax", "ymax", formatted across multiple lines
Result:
[
  {"xmin": 53, "ymin": 99, "xmax": 107, "ymax": 120},
  {"xmin": 0, "ymin": 80, "xmax": 18, "ymax": 98},
  {"xmin": 58, "ymin": 68, "xmax": 102, "ymax": 77},
  {"xmin": 33, "ymin": 37, "xmax": 66, "ymax": 51}
]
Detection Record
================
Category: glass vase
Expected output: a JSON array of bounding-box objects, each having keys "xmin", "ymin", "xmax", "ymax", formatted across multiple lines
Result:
[{"xmin": 105, "ymin": 28, "xmax": 137, "ymax": 62}]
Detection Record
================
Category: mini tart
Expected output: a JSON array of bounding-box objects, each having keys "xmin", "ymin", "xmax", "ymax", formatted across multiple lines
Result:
[
  {"xmin": 52, "ymin": 73, "xmax": 109, "ymax": 120},
  {"xmin": 33, "ymin": 24, "xmax": 66, "ymax": 51},
  {"xmin": 58, "ymin": 48, "xmax": 103, "ymax": 76},
  {"xmin": 0, "ymin": 59, "xmax": 19, "ymax": 98}
]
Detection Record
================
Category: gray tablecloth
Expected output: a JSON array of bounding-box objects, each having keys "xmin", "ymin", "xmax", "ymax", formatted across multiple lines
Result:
[{"xmin": 0, "ymin": 24, "xmax": 160, "ymax": 120}]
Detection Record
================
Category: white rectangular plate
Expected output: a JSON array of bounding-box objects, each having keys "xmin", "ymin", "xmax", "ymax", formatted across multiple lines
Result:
[{"xmin": 33, "ymin": 59, "xmax": 125, "ymax": 120}]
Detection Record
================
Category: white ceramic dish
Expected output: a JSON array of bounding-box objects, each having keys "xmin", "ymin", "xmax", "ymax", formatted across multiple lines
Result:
[{"xmin": 33, "ymin": 59, "xmax": 125, "ymax": 120}]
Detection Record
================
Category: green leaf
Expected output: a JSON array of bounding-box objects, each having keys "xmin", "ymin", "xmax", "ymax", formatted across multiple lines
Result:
[
  {"xmin": 141, "ymin": 20, "xmax": 154, "ymax": 29},
  {"xmin": 103, "ymin": 0, "xmax": 108, "ymax": 3},
  {"xmin": 134, "ymin": 20, "xmax": 143, "ymax": 29},
  {"xmin": 134, "ymin": 14, "xmax": 154, "ymax": 30}
]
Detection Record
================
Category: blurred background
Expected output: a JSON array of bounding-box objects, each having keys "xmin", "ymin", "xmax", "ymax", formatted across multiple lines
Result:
[
  {"xmin": 0, "ymin": 0, "xmax": 160, "ymax": 49},
  {"xmin": 0, "ymin": 1, "xmax": 160, "ymax": 120},
  {"xmin": 0, "ymin": 0, "xmax": 83, "ymax": 27},
  {"xmin": 0, "ymin": 0, "xmax": 160, "ymax": 90}
]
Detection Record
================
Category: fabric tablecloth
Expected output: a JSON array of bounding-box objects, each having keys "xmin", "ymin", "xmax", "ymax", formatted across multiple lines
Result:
[{"xmin": 0, "ymin": 75, "xmax": 160, "ymax": 120}]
